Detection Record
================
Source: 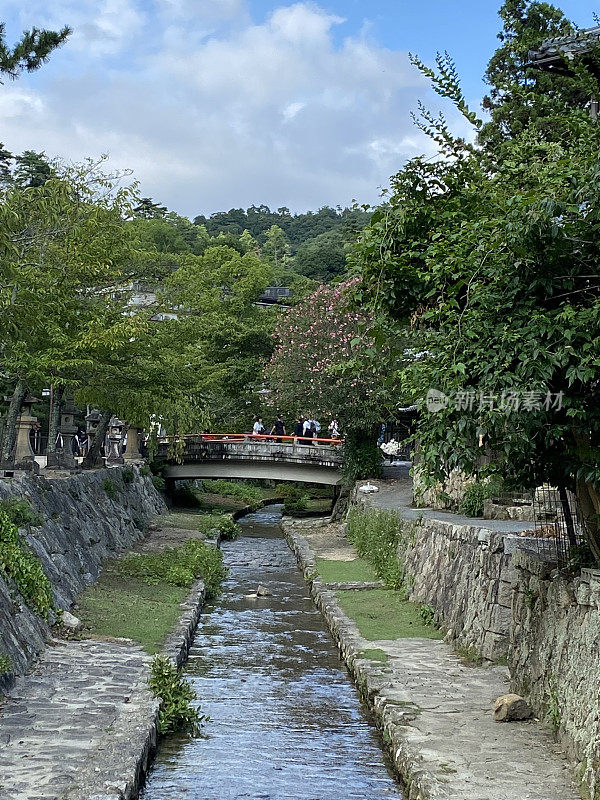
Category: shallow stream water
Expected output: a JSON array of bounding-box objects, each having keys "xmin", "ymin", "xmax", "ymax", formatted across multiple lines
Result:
[{"xmin": 141, "ymin": 505, "xmax": 403, "ymax": 800}]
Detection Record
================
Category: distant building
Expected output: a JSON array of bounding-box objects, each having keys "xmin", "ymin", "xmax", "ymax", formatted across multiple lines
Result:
[{"xmin": 257, "ymin": 286, "xmax": 292, "ymax": 305}]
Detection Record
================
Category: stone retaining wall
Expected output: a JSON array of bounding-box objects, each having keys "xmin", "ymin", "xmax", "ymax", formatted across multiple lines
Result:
[
  {"xmin": 0, "ymin": 468, "xmax": 166, "ymax": 688},
  {"xmin": 510, "ymin": 550, "xmax": 600, "ymax": 798},
  {"xmin": 399, "ymin": 517, "xmax": 515, "ymax": 660}
]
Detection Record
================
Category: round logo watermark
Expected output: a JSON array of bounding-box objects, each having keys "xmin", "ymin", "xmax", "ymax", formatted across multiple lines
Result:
[{"xmin": 426, "ymin": 389, "xmax": 449, "ymax": 413}]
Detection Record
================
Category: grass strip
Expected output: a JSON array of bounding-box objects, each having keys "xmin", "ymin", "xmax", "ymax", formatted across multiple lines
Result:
[
  {"xmin": 79, "ymin": 538, "xmax": 227, "ymax": 653},
  {"xmin": 315, "ymin": 557, "xmax": 378, "ymax": 584},
  {"xmin": 337, "ymin": 588, "xmax": 444, "ymax": 641},
  {"xmin": 78, "ymin": 570, "xmax": 188, "ymax": 653}
]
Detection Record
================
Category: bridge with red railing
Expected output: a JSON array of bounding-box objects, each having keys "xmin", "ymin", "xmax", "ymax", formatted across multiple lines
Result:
[{"xmin": 155, "ymin": 433, "xmax": 344, "ymax": 486}]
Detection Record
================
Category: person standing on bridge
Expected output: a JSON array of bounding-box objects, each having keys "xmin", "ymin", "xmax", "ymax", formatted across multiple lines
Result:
[
  {"xmin": 270, "ymin": 415, "xmax": 286, "ymax": 442},
  {"xmin": 294, "ymin": 415, "xmax": 307, "ymax": 444},
  {"xmin": 253, "ymin": 417, "xmax": 265, "ymax": 436}
]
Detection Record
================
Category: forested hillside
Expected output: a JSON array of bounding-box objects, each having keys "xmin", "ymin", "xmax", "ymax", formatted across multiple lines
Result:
[{"xmin": 194, "ymin": 204, "xmax": 370, "ymax": 282}]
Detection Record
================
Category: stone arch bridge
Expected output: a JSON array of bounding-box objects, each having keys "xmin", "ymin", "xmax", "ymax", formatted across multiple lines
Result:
[{"xmin": 155, "ymin": 434, "xmax": 344, "ymax": 487}]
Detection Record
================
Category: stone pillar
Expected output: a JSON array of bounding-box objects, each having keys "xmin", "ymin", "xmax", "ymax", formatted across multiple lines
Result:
[
  {"xmin": 59, "ymin": 404, "xmax": 78, "ymax": 468},
  {"xmin": 124, "ymin": 425, "xmax": 144, "ymax": 462},
  {"xmin": 13, "ymin": 395, "xmax": 40, "ymax": 474},
  {"xmin": 84, "ymin": 409, "xmax": 103, "ymax": 467},
  {"xmin": 47, "ymin": 400, "xmax": 78, "ymax": 469},
  {"xmin": 106, "ymin": 418, "xmax": 125, "ymax": 467}
]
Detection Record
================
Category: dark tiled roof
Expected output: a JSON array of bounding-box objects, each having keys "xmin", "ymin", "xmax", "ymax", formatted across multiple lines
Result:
[{"xmin": 528, "ymin": 25, "xmax": 600, "ymax": 67}]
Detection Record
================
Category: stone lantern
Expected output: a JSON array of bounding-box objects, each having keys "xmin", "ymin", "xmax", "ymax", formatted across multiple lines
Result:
[
  {"xmin": 13, "ymin": 395, "xmax": 41, "ymax": 473},
  {"xmin": 124, "ymin": 422, "xmax": 144, "ymax": 463},
  {"xmin": 85, "ymin": 409, "xmax": 102, "ymax": 450},
  {"xmin": 47, "ymin": 396, "xmax": 79, "ymax": 470},
  {"xmin": 106, "ymin": 417, "xmax": 125, "ymax": 467},
  {"xmin": 59, "ymin": 400, "xmax": 78, "ymax": 468}
]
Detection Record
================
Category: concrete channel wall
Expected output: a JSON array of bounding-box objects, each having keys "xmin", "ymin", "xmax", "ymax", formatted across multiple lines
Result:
[{"xmin": 0, "ymin": 468, "xmax": 166, "ymax": 689}]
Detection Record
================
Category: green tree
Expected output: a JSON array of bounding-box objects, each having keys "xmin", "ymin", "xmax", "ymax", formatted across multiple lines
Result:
[
  {"xmin": 262, "ymin": 224, "xmax": 290, "ymax": 269},
  {"xmin": 0, "ymin": 21, "xmax": 70, "ymax": 82},
  {"xmin": 352, "ymin": 21, "xmax": 600, "ymax": 557},
  {"xmin": 13, "ymin": 150, "xmax": 53, "ymax": 188},
  {"xmin": 479, "ymin": 1, "xmax": 597, "ymax": 152},
  {"xmin": 293, "ymin": 228, "xmax": 348, "ymax": 281},
  {"xmin": 133, "ymin": 197, "xmax": 167, "ymax": 219},
  {"xmin": 0, "ymin": 160, "xmax": 139, "ymax": 460},
  {"xmin": 161, "ymin": 245, "xmax": 277, "ymax": 428}
]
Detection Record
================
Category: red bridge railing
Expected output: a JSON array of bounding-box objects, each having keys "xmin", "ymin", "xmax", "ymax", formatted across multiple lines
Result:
[{"xmin": 158, "ymin": 433, "xmax": 343, "ymax": 446}]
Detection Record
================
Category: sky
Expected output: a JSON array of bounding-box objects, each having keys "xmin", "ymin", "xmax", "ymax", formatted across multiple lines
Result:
[{"xmin": 1, "ymin": 1, "xmax": 599, "ymax": 218}]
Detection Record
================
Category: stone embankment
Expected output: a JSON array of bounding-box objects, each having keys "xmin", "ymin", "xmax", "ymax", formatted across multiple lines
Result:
[
  {"xmin": 0, "ymin": 470, "xmax": 206, "ymax": 800},
  {"xmin": 284, "ymin": 517, "xmax": 578, "ymax": 800},
  {"xmin": 354, "ymin": 477, "xmax": 600, "ymax": 800},
  {"xmin": 0, "ymin": 468, "xmax": 166, "ymax": 686}
]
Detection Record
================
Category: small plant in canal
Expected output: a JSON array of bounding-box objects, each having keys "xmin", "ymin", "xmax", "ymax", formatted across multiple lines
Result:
[
  {"xmin": 149, "ymin": 655, "xmax": 206, "ymax": 735},
  {"xmin": 196, "ymin": 513, "xmax": 240, "ymax": 541}
]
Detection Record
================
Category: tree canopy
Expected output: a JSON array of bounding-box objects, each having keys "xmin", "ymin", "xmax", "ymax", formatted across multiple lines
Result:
[
  {"xmin": 351, "ymin": 0, "xmax": 600, "ymax": 555},
  {"xmin": 0, "ymin": 21, "xmax": 70, "ymax": 82}
]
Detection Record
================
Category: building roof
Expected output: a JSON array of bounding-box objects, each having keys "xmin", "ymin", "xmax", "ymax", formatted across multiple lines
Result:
[{"xmin": 528, "ymin": 25, "xmax": 600, "ymax": 71}]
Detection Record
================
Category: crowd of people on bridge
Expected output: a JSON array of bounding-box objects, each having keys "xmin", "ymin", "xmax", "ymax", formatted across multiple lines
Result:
[{"xmin": 251, "ymin": 414, "xmax": 340, "ymax": 444}]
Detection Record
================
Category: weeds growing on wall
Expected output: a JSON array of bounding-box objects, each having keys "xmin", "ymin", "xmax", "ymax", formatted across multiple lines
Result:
[
  {"xmin": 346, "ymin": 507, "xmax": 407, "ymax": 591},
  {"xmin": 122, "ymin": 467, "xmax": 135, "ymax": 484},
  {"xmin": 0, "ymin": 510, "xmax": 54, "ymax": 619},
  {"xmin": 0, "ymin": 497, "xmax": 43, "ymax": 528},
  {"xmin": 102, "ymin": 477, "xmax": 118, "ymax": 500},
  {"xmin": 148, "ymin": 655, "xmax": 206, "ymax": 736},
  {"xmin": 114, "ymin": 539, "xmax": 227, "ymax": 599},
  {"xmin": 151, "ymin": 475, "xmax": 166, "ymax": 494},
  {"xmin": 0, "ymin": 652, "xmax": 13, "ymax": 674}
]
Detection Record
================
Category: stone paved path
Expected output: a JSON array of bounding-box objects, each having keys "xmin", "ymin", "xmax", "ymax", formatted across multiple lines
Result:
[
  {"xmin": 288, "ymin": 519, "xmax": 579, "ymax": 800},
  {"xmin": 0, "ymin": 516, "xmax": 208, "ymax": 800},
  {"xmin": 0, "ymin": 639, "xmax": 157, "ymax": 800},
  {"xmin": 361, "ymin": 476, "xmax": 536, "ymax": 533}
]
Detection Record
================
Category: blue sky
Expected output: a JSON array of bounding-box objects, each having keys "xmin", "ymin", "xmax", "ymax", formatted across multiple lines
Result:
[{"xmin": 1, "ymin": 1, "xmax": 598, "ymax": 217}]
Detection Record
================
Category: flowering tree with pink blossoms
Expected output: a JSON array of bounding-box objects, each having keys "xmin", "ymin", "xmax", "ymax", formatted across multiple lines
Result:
[{"xmin": 265, "ymin": 281, "xmax": 390, "ymax": 477}]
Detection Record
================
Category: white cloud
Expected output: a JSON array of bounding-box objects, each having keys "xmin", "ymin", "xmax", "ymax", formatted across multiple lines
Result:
[{"xmin": 0, "ymin": 1, "xmax": 449, "ymax": 216}]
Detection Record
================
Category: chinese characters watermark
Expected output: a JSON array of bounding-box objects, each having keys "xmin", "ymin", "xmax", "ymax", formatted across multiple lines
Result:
[{"xmin": 426, "ymin": 388, "xmax": 563, "ymax": 414}]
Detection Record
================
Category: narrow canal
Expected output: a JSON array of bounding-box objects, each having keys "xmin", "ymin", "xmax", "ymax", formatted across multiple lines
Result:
[{"xmin": 142, "ymin": 505, "xmax": 403, "ymax": 800}]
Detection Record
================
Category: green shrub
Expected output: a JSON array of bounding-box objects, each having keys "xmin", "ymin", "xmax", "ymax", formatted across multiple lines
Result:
[
  {"xmin": 196, "ymin": 513, "xmax": 240, "ymax": 541},
  {"xmin": 0, "ymin": 497, "xmax": 43, "ymax": 527},
  {"xmin": 459, "ymin": 482, "xmax": 486, "ymax": 517},
  {"xmin": 458, "ymin": 475, "xmax": 506, "ymax": 518},
  {"xmin": 342, "ymin": 431, "xmax": 383, "ymax": 482},
  {"xmin": 202, "ymin": 479, "xmax": 262, "ymax": 509},
  {"xmin": 284, "ymin": 495, "xmax": 309, "ymax": 516},
  {"xmin": 139, "ymin": 465, "xmax": 152, "ymax": 478},
  {"xmin": 0, "ymin": 510, "xmax": 54, "ymax": 618},
  {"xmin": 102, "ymin": 477, "xmax": 118, "ymax": 500},
  {"xmin": 151, "ymin": 475, "xmax": 166, "ymax": 494},
  {"xmin": 346, "ymin": 507, "xmax": 406, "ymax": 591},
  {"xmin": 148, "ymin": 655, "xmax": 205, "ymax": 736},
  {"xmin": 122, "ymin": 467, "xmax": 135, "ymax": 484},
  {"xmin": 0, "ymin": 653, "xmax": 13, "ymax": 674},
  {"xmin": 419, "ymin": 604, "xmax": 437, "ymax": 627},
  {"xmin": 114, "ymin": 539, "xmax": 227, "ymax": 600}
]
